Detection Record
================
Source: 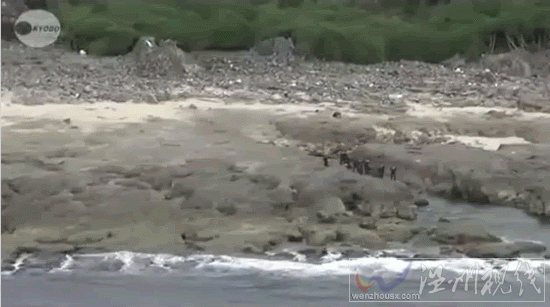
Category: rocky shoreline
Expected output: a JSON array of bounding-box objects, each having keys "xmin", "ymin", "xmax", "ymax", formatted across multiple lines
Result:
[{"xmin": 2, "ymin": 39, "xmax": 550, "ymax": 267}]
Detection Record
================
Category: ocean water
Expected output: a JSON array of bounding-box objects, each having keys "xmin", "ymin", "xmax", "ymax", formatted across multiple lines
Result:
[{"xmin": 3, "ymin": 198, "xmax": 550, "ymax": 307}]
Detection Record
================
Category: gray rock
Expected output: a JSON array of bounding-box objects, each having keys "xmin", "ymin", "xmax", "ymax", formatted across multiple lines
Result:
[
  {"xmin": 247, "ymin": 174, "xmax": 281, "ymax": 190},
  {"xmin": 376, "ymin": 224, "xmax": 417, "ymax": 243},
  {"xmin": 251, "ymin": 37, "xmax": 295, "ymax": 57},
  {"xmin": 66, "ymin": 230, "xmax": 107, "ymax": 245},
  {"xmin": 307, "ymin": 230, "xmax": 338, "ymax": 246},
  {"xmin": 359, "ymin": 217, "xmax": 377, "ymax": 230},
  {"xmin": 6, "ymin": 175, "xmax": 69, "ymax": 196},
  {"xmin": 111, "ymin": 178, "xmax": 152, "ymax": 190},
  {"xmin": 316, "ymin": 210, "xmax": 338, "ymax": 224},
  {"xmin": 180, "ymin": 193, "xmax": 214, "ymax": 210},
  {"xmin": 90, "ymin": 165, "xmax": 128, "ymax": 176},
  {"xmin": 396, "ymin": 204, "xmax": 418, "ymax": 221},
  {"xmin": 139, "ymin": 168, "xmax": 172, "ymax": 191},
  {"xmin": 371, "ymin": 202, "xmax": 397, "ymax": 219},
  {"xmin": 336, "ymin": 225, "xmax": 387, "ymax": 249},
  {"xmin": 430, "ymin": 222, "xmax": 502, "ymax": 245},
  {"xmin": 215, "ymin": 200, "xmax": 237, "ymax": 216},
  {"xmin": 242, "ymin": 244, "xmax": 264, "ymax": 254},
  {"xmin": 413, "ymin": 199, "xmax": 429, "ymax": 207},
  {"xmin": 464, "ymin": 240, "xmax": 546, "ymax": 258},
  {"xmin": 164, "ymin": 183, "xmax": 195, "ymax": 200},
  {"xmin": 317, "ymin": 196, "xmax": 347, "ymax": 215}
]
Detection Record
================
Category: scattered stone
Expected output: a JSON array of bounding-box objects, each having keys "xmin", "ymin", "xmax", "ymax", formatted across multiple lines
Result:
[
  {"xmin": 180, "ymin": 193, "xmax": 214, "ymax": 210},
  {"xmin": 336, "ymin": 225, "xmax": 387, "ymax": 249},
  {"xmin": 215, "ymin": 200, "xmax": 237, "ymax": 216},
  {"xmin": 396, "ymin": 204, "xmax": 418, "ymax": 221},
  {"xmin": 111, "ymin": 178, "xmax": 152, "ymax": 190},
  {"xmin": 247, "ymin": 174, "xmax": 281, "ymax": 190},
  {"xmin": 413, "ymin": 199, "xmax": 429, "ymax": 207},
  {"xmin": 66, "ymin": 230, "xmax": 107, "ymax": 245},
  {"xmin": 359, "ymin": 217, "xmax": 377, "ymax": 230},
  {"xmin": 164, "ymin": 183, "xmax": 195, "ymax": 200},
  {"xmin": 464, "ymin": 240, "xmax": 547, "ymax": 258},
  {"xmin": 376, "ymin": 224, "xmax": 417, "ymax": 243},
  {"xmin": 430, "ymin": 223, "xmax": 502, "ymax": 245},
  {"xmin": 316, "ymin": 210, "xmax": 338, "ymax": 224},
  {"xmin": 242, "ymin": 244, "xmax": 264, "ymax": 254},
  {"xmin": 286, "ymin": 230, "xmax": 303, "ymax": 243}
]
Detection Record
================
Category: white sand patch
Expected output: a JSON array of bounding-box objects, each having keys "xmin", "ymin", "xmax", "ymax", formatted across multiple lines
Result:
[
  {"xmin": 1, "ymin": 95, "xmax": 368, "ymax": 133},
  {"xmin": 405, "ymin": 102, "xmax": 550, "ymax": 121},
  {"xmin": 371, "ymin": 125, "xmax": 396, "ymax": 140},
  {"xmin": 444, "ymin": 135, "xmax": 531, "ymax": 151}
]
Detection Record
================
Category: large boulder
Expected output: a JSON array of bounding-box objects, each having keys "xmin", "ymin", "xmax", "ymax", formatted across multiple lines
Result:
[
  {"xmin": 336, "ymin": 224, "xmax": 387, "ymax": 249},
  {"xmin": 463, "ymin": 240, "xmax": 547, "ymax": 258},
  {"xmin": 124, "ymin": 37, "xmax": 203, "ymax": 78},
  {"xmin": 250, "ymin": 36, "xmax": 296, "ymax": 57},
  {"xmin": 293, "ymin": 169, "xmax": 413, "ymax": 214},
  {"xmin": 430, "ymin": 222, "xmax": 502, "ymax": 245}
]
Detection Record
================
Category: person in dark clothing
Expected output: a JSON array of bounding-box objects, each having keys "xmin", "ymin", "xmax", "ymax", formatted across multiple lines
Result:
[
  {"xmin": 356, "ymin": 160, "xmax": 364, "ymax": 175},
  {"xmin": 363, "ymin": 160, "xmax": 371, "ymax": 175},
  {"xmin": 345, "ymin": 161, "xmax": 353, "ymax": 170},
  {"xmin": 378, "ymin": 165, "xmax": 385, "ymax": 179},
  {"xmin": 340, "ymin": 152, "xmax": 349, "ymax": 166},
  {"xmin": 323, "ymin": 156, "xmax": 329, "ymax": 167},
  {"xmin": 390, "ymin": 166, "xmax": 397, "ymax": 180}
]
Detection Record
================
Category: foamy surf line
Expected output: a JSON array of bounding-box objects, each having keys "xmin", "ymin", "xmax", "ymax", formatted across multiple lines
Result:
[{"xmin": 3, "ymin": 251, "xmax": 548, "ymax": 281}]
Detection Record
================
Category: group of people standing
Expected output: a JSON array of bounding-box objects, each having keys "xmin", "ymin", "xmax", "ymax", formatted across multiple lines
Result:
[{"xmin": 322, "ymin": 152, "xmax": 397, "ymax": 180}]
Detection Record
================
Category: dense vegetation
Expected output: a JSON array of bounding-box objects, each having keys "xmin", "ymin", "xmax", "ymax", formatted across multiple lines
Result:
[{"xmin": 44, "ymin": 0, "xmax": 550, "ymax": 64}]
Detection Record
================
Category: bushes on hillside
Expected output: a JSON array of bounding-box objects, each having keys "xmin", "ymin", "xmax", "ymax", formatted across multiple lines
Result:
[{"xmin": 52, "ymin": 0, "xmax": 550, "ymax": 63}]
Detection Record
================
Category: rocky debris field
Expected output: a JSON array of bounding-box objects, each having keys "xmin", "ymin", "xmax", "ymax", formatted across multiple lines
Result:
[
  {"xmin": 2, "ymin": 38, "xmax": 550, "ymax": 111},
  {"xmin": 2, "ymin": 39, "xmax": 550, "ymax": 267}
]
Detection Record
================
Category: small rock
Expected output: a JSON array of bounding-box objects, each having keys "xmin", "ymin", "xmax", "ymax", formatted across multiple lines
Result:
[
  {"xmin": 306, "ymin": 230, "xmax": 338, "ymax": 246},
  {"xmin": 413, "ymin": 199, "xmax": 429, "ymax": 207},
  {"xmin": 316, "ymin": 196, "xmax": 347, "ymax": 216},
  {"xmin": 63, "ymin": 118, "xmax": 71, "ymax": 124},
  {"xmin": 332, "ymin": 111, "xmax": 342, "ymax": 119},
  {"xmin": 358, "ymin": 217, "xmax": 377, "ymax": 230},
  {"xmin": 188, "ymin": 104, "xmax": 197, "ymax": 109},
  {"xmin": 164, "ymin": 183, "xmax": 195, "ymax": 200},
  {"xmin": 316, "ymin": 210, "xmax": 337, "ymax": 224},
  {"xmin": 242, "ymin": 244, "xmax": 264, "ymax": 254},
  {"xmin": 430, "ymin": 223, "xmax": 501, "ymax": 245},
  {"xmin": 396, "ymin": 205, "xmax": 418, "ymax": 221},
  {"xmin": 143, "ymin": 93, "xmax": 158, "ymax": 104},
  {"xmin": 69, "ymin": 186, "xmax": 85, "ymax": 194},
  {"xmin": 426, "ymin": 226, "xmax": 438, "ymax": 235},
  {"xmin": 438, "ymin": 217, "xmax": 451, "ymax": 223},
  {"xmin": 111, "ymin": 178, "xmax": 152, "ymax": 190},
  {"xmin": 286, "ymin": 230, "xmax": 303, "ymax": 242},
  {"xmin": 215, "ymin": 200, "xmax": 237, "ymax": 216},
  {"xmin": 67, "ymin": 230, "xmax": 106, "ymax": 244}
]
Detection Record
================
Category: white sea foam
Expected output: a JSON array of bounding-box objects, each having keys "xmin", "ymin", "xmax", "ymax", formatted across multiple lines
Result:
[{"xmin": 3, "ymin": 251, "xmax": 545, "ymax": 282}]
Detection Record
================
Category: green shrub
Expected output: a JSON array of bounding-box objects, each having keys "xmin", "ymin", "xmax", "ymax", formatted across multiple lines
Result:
[
  {"xmin": 277, "ymin": 0, "xmax": 304, "ymax": 10},
  {"xmin": 86, "ymin": 28, "xmax": 140, "ymax": 56},
  {"xmin": 208, "ymin": 8, "xmax": 256, "ymax": 49},
  {"xmin": 311, "ymin": 27, "xmax": 355, "ymax": 62}
]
